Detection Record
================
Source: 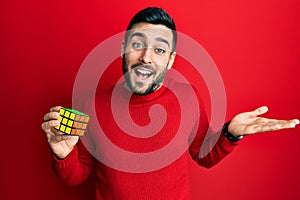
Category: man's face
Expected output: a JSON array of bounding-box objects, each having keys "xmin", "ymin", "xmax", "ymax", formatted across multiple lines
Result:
[{"xmin": 122, "ymin": 23, "xmax": 176, "ymax": 95}]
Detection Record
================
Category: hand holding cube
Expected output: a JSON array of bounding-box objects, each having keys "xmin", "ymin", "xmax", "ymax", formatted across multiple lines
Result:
[{"xmin": 42, "ymin": 106, "xmax": 89, "ymax": 159}]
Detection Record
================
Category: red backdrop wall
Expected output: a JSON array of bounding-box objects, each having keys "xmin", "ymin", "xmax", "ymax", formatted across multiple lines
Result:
[{"xmin": 1, "ymin": 0, "xmax": 300, "ymax": 199}]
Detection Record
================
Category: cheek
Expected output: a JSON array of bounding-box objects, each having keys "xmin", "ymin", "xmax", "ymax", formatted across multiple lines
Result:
[
  {"xmin": 154, "ymin": 57, "xmax": 169, "ymax": 69},
  {"xmin": 125, "ymin": 51, "xmax": 140, "ymax": 64}
]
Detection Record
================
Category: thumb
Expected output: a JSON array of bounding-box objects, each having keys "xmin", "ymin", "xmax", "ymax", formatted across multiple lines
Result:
[{"xmin": 252, "ymin": 106, "xmax": 268, "ymax": 116}]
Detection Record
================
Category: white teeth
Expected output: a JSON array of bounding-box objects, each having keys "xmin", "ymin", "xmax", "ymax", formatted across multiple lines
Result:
[{"xmin": 136, "ymin": 69, "xmax": 152, "ymax": 75}]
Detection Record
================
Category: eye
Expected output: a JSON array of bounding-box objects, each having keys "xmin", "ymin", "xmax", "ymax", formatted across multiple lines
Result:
[
  {"xmin": 154, "ymin": 48, "xmax": 166, "ymax": 55},
  {"xmin": 132, "ymin": 42, "xmax": 143, "ymax": 50}
]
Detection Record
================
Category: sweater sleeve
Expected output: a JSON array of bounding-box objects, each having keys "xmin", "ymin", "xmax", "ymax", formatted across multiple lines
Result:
[
  {"xmin": 189, "ymin": 88, "xmax": 239, "ymax": 168},
  {"xmin": 52, "ymin": 140, "xmax": 95, "ymax": 186},
  {"xmin": 189, "ymin": 128, "xmax": 239, "ymax": 168}
]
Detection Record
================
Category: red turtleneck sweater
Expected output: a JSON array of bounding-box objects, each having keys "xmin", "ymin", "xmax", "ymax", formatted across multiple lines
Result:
[{"xmin": 52, "ymin": 80, "xmax": 238, "ymax": 199}]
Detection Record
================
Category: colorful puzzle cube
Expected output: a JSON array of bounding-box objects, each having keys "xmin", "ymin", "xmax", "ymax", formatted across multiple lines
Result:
[{"xmin": 54, "ymin": 108, "xmax": 89, "ymax": 136}]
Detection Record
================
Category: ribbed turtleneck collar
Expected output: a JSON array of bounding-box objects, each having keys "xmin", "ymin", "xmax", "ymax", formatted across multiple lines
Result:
[{"xmin": 112, "ymin": 82, "xmax": 169, "ymax": 104}]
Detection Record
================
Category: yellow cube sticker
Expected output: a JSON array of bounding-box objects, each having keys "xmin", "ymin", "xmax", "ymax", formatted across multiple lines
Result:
[
  {"xmin": 59, "ymin": 109, "xmax": 65, "ymax": 115},
  {"xmin": 70, "ymin": 113, "xmax": 75, "ymax": 120},
  {"xmin": 65, "ymin": 111, "xmax": 70, "ymax": 118},
  {"xmin": 60, "ymin": 125, "xmax": 66, "ymax": 132},
  {"xmin": 62, "ymin": 118, "xmax": 67, "ymax": 125},
  {"xmin": 67, "ymin": 120, "xmax": 73, "ymax": 126},
  {"xmin": 66, "ymin": 127, "xmax": 71, "ymax": 134}
]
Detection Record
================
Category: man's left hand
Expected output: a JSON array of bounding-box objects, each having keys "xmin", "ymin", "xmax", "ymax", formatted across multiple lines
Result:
[{"xmin": 228, "ymin": 106, "xmax": 299, "ymax": 137}]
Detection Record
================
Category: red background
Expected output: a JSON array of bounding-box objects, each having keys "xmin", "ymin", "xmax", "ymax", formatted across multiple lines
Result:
[{"xmin": 1, "ymin": 0, "xmax": 300, "ymax": 199}]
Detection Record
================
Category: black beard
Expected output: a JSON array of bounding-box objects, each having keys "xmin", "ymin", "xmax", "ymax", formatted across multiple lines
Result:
[{"xmin": 122, "ymin": 56, "xmax": 167, "ymax": 95}]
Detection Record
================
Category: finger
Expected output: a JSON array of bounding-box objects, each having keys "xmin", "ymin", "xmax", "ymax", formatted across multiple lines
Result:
[
  {"xmin": 287, "ymin": 119, "xmax": 300, "ymax": 128},
  {"xmin": 50, "ymin": 106, "xmax": 63, "ymax": 112},
  {"xmin": 51, "ymin": 134, "xmax": 79, "ymax": 145},
  {"xmin": 60, "ymin": 135, "xmax": 79, "ymax": 140},
  {"xmin": 43, "ymin": 111, "xmax": 60, "ymax": 121},
  {"xmin": 266, "ymin": 119, "xmax": 300, "ymax": 128},
  {"xmin": 292, "ymin": 119, "xmax": 300, "ymax": 125},
  {"xmin": 248, "ymin": 124, "xmax": 280, "ymax": 134},
  {"xmin": 252, "ymin": 106, "xmax": 268, "ymax": 117},
  {"xmin": 265, "ymin": 122, "xmax": 296, "ymax": 131},
  {"xmin": 41, "ymin": 120, "xmax": 60, "ymax": 132},
  {"xmin": 250, "ymin": 120, "xmax": 298, "ymax": 133}
]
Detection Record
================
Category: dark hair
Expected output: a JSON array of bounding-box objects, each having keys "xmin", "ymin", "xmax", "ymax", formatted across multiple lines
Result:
[{"xmin": 125, "ymin": 7, "xmax": 177, "ymax": 51}]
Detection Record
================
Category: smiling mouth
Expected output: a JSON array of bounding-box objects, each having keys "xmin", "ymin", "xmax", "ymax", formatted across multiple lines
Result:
[{"xmin": 134, "ymin": 67, "xmax": 153, "ymax": 80}]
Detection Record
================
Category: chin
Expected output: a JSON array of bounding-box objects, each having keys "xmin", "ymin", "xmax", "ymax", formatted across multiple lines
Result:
[
  {"xmin": 132, "ymin": 86, "xmax": 152, "ymax": 95},
  {"xmin": 126, "ymin": 82, "xmax": 154, "ymax": 95},
  {"xmin": 136, "ymin": 83, "xmax": 162, "ymax": 95}
]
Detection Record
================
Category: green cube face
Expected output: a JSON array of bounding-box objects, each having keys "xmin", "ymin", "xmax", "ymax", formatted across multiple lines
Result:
[{"xmin": 54, "ymin": 108, "xmax": 89, "ymax": 136}]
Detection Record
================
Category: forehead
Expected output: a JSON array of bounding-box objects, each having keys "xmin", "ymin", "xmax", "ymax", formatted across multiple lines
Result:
[{"xmin": 127, "ymin": 23, "xmax": 173, "ymax": 43}]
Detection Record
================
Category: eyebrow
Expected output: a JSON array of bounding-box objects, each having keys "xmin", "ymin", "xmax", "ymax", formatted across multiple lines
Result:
[
  {"xmin": 129, "ymin": 32, "xmax": 171, "ymax": 48},
  {"xmin": 155, "ymin": 37, "xmax": 170, "ymax": 48},
  {"xmin": 129, "ymin": 32, "xmax": 146, "ymax": 40}
]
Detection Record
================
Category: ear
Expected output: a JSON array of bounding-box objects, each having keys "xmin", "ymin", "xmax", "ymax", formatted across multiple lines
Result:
[
  {"xmin": 121, "ymin": 40, "xmax": 125, "ymax": 58},
  {"xmin": 166, "ymin": 52, "xmax": 176, "ymax": 70}
]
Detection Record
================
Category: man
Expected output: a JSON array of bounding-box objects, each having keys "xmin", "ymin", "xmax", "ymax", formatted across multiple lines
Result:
[{"xmin": 42, "ymin": 7, "xmax": 299, "ymax": 200}]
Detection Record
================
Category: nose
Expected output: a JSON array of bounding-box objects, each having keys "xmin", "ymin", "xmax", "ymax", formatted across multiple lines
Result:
[{"xmin": 139, "ymin": 47, "xmax": 153, "ymax": 64}]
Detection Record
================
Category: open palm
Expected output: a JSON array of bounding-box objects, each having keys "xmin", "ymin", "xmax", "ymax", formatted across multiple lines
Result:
[{"xmin": 228, "ymin": 106, "xmax": 299, "ymax": 137}]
